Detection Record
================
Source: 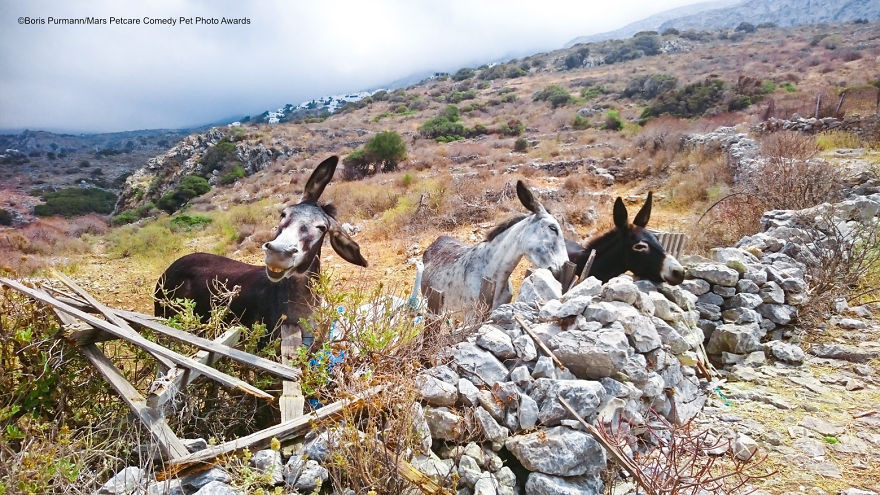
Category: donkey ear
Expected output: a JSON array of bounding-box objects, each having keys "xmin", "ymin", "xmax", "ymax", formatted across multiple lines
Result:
[
  {"xmin": 329, "ymin": 227, "xmax": 368, "ymax": 267},
  {"xmin": 613, "ymin": 197, "xmax": 628, "ymax": 230},
  {"xmin": 302, "ymin": 156, "xmax": 339, "ymax": 203},
  {"xmin": 516, "ymin": 180, "xmax": 545, "ymax": 214},
  {"xmin": 633, "ymin": 191, "xmax": 653, "ymax": 227}
]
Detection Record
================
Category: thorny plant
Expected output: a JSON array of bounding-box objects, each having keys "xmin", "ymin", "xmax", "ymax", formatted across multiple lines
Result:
[{"xmin": 598, "ymin": 410, "xmax": 774, "ymax": 495}]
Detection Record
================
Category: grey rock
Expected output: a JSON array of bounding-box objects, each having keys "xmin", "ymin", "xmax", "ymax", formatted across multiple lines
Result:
[
  {"xmin": 475, "ymin": 406, "xmax": 510, "ymax": 444},
  {"xmin": 619, "ymin": 312, "xmax": 662, "ymax": 353},
  {"xmin": 838, "ymin": 318, "xmax": 868, "ymax": 330},
  {"xmin": 712, "ymin": 247, "xmax": 759, "ymax": 265},
  {"xmin": 722, "ymin": 307, "xmax": 761, "ymax": 324},
  {"xmin": 474, "ymin": 475, "xmax": 498, "ymax": 495},
  {"xmin": 841, "ymin": 490, "xmax": 878, "ymax": 495},
  {"xmin": 697, "ymin": 292, "xmax": 724, "ymax": 306},
  {"xmin": 517, "ymin": 269, "xmax": 562, "ymax": 303},
  {"xmin": 680, "ymin": 278, "xmax": 710, "ymax": 296},
  {"xmin": 411, "ymin": 403, "xmax": 433, "ymax": 453},
  {"xmin": 713, "ymin": 285, "xmax": 736, "ymax": 297},
  {"xmin": 506, "ymin": 426, "xmax": 606, "ymax": 476},
  {"xmin": 671, "ymin": 376, "xmax": 706, "ymax": 424},
  {"xmin": 513, "ymin": 334, "xmax": 538, "ymax": 362},
  {"xmin": 696, "ymin": 302, "xmax": 722, "ymax": 320},
  {"xmin": 809, "ymin": 344, "xmax": 880, "ymax": 363},
  {"xmin": 519, "ymin": 394, "xmax": 540, "ymax": 430},
  {"xmin": 687, "ymin": 264, "xmax": 739, "ymax": 286},
  {"xmin": 425, "ymin": 407, "xmax": 465, "ymax": 441},
  {"xmin": 600, "ymin": 275, "xmax": 640, "ymax": 305},
  {"xmin": 98, "ymin": 467, "xmax": 144, "ymax": 495},
  {"xmin": 459, "ymin": 378, "xmax": 481, "ymax": 407},
  {"xmin": 800, "ymin": 415, "xmax": 845, "ymax": 437},
  {"xmin": 736, "ymin": 279, "xmax": 760, "ymax": 294},
  {"xmin": 477, "ymin": 325, "xmax": 517, "ymax": 359},
  {"xmin": 743, "ymin": 350, "xmax": 766, "ymax": 366},
  {"xmin": 496, "ymin": 467, "xmax": 517, "ymax": 494},
  {"xmin": 183, "ymin": 438, "xmax": 209, "ymax": 452},
  {"xmin": 454, "ymin": 343, "xmax": 509, "ymax": 386},
  {"xmin": 732, "ymin": 433, "xmax": 759, "ymax": 461},
  {"xmin": 582, "ymin": 301, "xmax": 620, "ymax": 325},
  {"xmin": 658, "ymin": 284, "xmax": 697, "ymax": 311},
  {"xmin": 652, "ymin": 317, "xmax": 689, "ymax": 355},
  {"xmin": 147, "ymin": 480, "xmax": 185, "ymax": 495},
  {"xmin": 427, "ymin": 364, "xmax": 460, "ymax": 384},
  {"xmin": 251, "ymin": 449, "xmax": 283, "ymax": 485},
  {"xmin": 759, "ymin": 281, "xmax": 785, "ymax": 304},
  {"xmin": 765, "ymin": 341, "xmax": 805, "ymax": 364},
  {"xmin": 416, "ymin": 373, "xmax": 459, "ymax": 407},
  {"xmin": 525, "ymin": 473, "xmax": 603, "ymax": 495},
  {"xmin": 479, "ymin": 389, "xmax": 506, "ymax": 421},
  {"xmin": 550, "ymin": 328, "xmax": 632, "ymax": 379},
  {"xmin": 458, "ymin": 454, "xmax": 482, "ymax": 488},
  {"xmin": 532, "ymin": 356, "xmax": 555, "ymax": 379},
  {"xmin": 793, "ymin": 437, "xmax": 827, "ymax": 457},
  {"xmin": 192, "ymin": 481, "xmax": 239, "ymax": 495},
  {"xmin": 183, "ymin": 467, "xmax": 230, "ymax": 490},
  {"xmin": 510, "ymin": 365, "xmax": 532, "ymax": 386},
  {"xmin": 283, "ymin": 457, "xmax": 328, "ymax": 492},
  {"xmin": 706, "ymin": 323, "xmax": 765, "ymax": 354},
  {"xmin": 757, "ymin": 303, "xmax": 796, "ymax": 325},
  {"xmin": 564, "ymin": 276, "xmax": 602, "ymax": 300},
  {"xmin": 527, "ymin": 378, "xmax": 606, "ymax": 426},
  {"xmin": 411, "ymin": 453, "xmax": 455, "ymax": 480},
  {"xmin": 548, "ymin": 295, "xmax": 594, "ymax": 318},
  {"xmin": 726, "ymin": 293, "xmax": 762, "ymax": 310},
  {"xmin": 650, "ymin": 292, "xmax": 685, "ymax": 323}
]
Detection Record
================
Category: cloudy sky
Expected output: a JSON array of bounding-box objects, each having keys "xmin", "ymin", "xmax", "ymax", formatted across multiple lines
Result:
[{"xmin": 1, "ymin": 0, "xmax": 701, "ymax": 133}]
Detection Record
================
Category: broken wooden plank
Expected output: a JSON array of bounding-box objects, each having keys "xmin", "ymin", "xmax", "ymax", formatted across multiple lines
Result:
[
  {"xmin": 52, "ymin": 270, "xmax": 176, "ymax": 370},
  {"xmin": 53, "ymin": 306, "xmax": 188, "ymax": 460},
  {"xmin": 279, "ymin": 322, "xmax": 305, "ymax": 422},
  {"xmin": 574, "ymin": 249, "xmax": 596, "ymax": 288},
  {"xmin": 559, "ymin": 261, "xmax": 577, "ymax": 294},
  {"xmin": 0, "ymin": 277, "xmax": 272, "ymax": 401},
  {"xmin": 147, "ymin": 327, "xmax": 242, "ymax": 411},
  {"xmin": 165, "ymin": 385, "xmax": 385, "ymax": 475},
  {"xmin": 382, "ymin": 445, "xmax": 447, "ymax": 495},
  {"xmin": 477, "ymin": 277, "xmax": 496, "ymax": 320},
  {"xmin": 425, "ymin": 287, "xmax": 444, "ymax": 315},
  {"xmin": 118, "ymin": 310, "xmax": 301, "ymax": 382},
  {"xmin": 514, "ymin": 314, "xmax": 565, "ymax": 370}
]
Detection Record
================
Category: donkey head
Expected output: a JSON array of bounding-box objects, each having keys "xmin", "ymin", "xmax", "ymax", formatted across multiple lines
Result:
[
  {"xmin": 262, "ymin": 156, "xmax": 367, "ymax": 282},
  {"xmin": 516, "ymin": 180, "xmax": 569, "ymax": 277},
  {"xmin": 612, "ymin": 192, "xmax": 684, "ymax": 285}
]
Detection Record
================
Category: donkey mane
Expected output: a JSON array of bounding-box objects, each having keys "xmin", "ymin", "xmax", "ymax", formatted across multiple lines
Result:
[
  {"xmin": 485, "ymin": 215, "xmax": 527, "ymax": 241},
  {"xmin": 584, "ymin": 228, "xmax": 620, "ymax": 252}
]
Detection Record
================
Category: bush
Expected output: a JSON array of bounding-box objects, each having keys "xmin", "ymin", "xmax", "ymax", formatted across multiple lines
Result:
[
  {"xmin": 445, "ymin": 89, "xmax": 477, "ymax": 103},
  {"xmin": 170, "ymin": 213, "xmax": 213, "ymax": 231},
  {"xmin": 219, "ymin": 163, "xmax": 245, "ymax": 185},
  {"xmin": 452, "ymin": 68, "xmax": 475, "ymax": 81},
  {"xmin": 513, "ymin": 137, "xmax": 529, "ymax": 152},
  {"xmin": 419, "ymin": 105, "xmax": 467, "ymax": 141},
  {"xmin": 573, "ymin": 114, "xmax": 590, "ymax": 130},
  {"xmin": 33, "ymin": 188, "xmax": 117, "ymax": 217},
  {"xmin": 533, "ymin": 85, "xmax": 574, "ymax": 108},
  {"xmin": 157, "ymin": 175, "xmax": 211, "ymax": 213},
  {"xmin": 623, "ymin": 74, "xmax": 677, "ymax": 99},
  {"xmin": 640, "ymin": 78, "xmax": 726, "ymax": 120},
  {"xmin": 602, "ymin": 109, "xmax": 623, "ymax": 131},
  {"xmin": 0, "ymin": 208, "xmax": 12, "ymax": 226},
  {"xmin": 200, "ymin": 139, "xmax": 237, "ymax": 171},
  {"xmin": 343, "ymin": 131, "xmax": 408, "ymax": 179},
  {"xmin": 735, "ymin": 22, "xmax": 756, "ymax": 33},
  {"xmin": 498, "ymin": 119, "xmax": 525, "ymax": 136}
]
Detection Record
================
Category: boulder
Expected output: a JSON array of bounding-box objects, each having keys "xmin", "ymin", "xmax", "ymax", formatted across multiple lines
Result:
[
  {"xmin": 98, "ymin": 467, "xmax": 144, "ymax": 495},
  {"xmin": 283, "ymin": 457, "xmax": 328, "ymax": 492},
  {"xmin": 477, "ymin": 325, "xmax": 517, "ymax": 359},
  {"xmin": 506, "ymin": 426, "xmax": 606, "ymax": 477},
  {"xmin": 453, "ymin": 343, "xmax": 509, "ymax": 386},
  {"xmin": 550, "ymin": 329, "xmax": 632, "ymax": 379},
  {"xmin": 706, "ymin": 323, "xmax": 765, "ymax": 354},
  {"xmin": 517, "ymin": 269, "xmax": 562, "ymax": 303},
  {"xmin": 416, "ymin": 374, "xmax": 459, "ymax": 407},
  {"xmin": 687, "ymin": 264, "xmax": 739, "ymax": 286},
  {"xmin": 527, "ymin": 378, "xmax": 606, "ymax": 426},
  {"xmin": 250, "ymin": 449, "xmax": 283, "ymax": 485},
  {"xmin": 525, "ymin": 473, "xmax": 603, "ymax": 495},
  {"xmin": 424, "ymin": 407, "xmax": 466, "ymax": 442}
]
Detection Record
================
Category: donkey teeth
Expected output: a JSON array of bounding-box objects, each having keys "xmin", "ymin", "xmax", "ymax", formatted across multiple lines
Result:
[{"xmin": 267, "ymin": 267, "xmax": 286, "ymax": 275}]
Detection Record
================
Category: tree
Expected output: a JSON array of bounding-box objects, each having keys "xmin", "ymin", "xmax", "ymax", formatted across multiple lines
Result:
[{"xmin": 365, "ymin": 131, "xmax": 407, "ymax": 172}]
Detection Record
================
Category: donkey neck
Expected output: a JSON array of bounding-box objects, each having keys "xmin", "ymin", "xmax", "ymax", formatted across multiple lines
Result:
[
  {"xmin": 584, "ymin": 228, "xmax": 625, "ymax": 282},
  {"xmin": 476, "ymin": 217, "xmax": 534, "ymax": 283}
]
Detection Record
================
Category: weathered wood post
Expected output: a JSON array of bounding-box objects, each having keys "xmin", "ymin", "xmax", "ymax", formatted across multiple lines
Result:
[
  {"xmin": 559, "ymin": 261, "xmax": 577, "ymax": 293},
  {"xmin": 477, "ymin": 277, "xmax": 496, "ymax": 320},
  {"xmin": 280, "ymin": 322, "xmax": 305, "ymax": 422}
]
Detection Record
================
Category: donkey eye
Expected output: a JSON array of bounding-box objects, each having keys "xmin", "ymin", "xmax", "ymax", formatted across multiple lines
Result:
[
  {"xmin": 548, "ymin": 225, "xmax": 559, "ymax": 234},
  {"xmin": 280, "ymin": 211, "xmax": 287, "ymax": 218},
  {"xmin": 633, "ymin": 241, "xmax": 650, "ymax": 253},
  {"xmin": 316, "ymin": 225, "xmax": 327, "ymax": 232}
]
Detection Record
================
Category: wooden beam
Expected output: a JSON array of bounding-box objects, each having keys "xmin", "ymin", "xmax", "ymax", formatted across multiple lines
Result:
[
  {"xmin": 382, "ymin": 446, "xmax": 448, "ymax": 495},
  {"xmin": 559, "ymin": 261, "xmax": 577, "ymax": 294},
  {"xmin": 147, "ymin": 327, "xmax": 242, "ymax": 411},
  {"xmin": 165, "ymin": 385, "xmax": 385, "ymax": 475},
  {"xmin": 0, "ymin": 277, "xmax": 272, "ymax": 401},
  {"xmin": 514, "ymin": 314, "xmax": 565, "ymax": 370},
  {"xmin": 53, "ymin": 306, "xmax": 188, "ymax": 460},
  {"xmin": 118, "ymin": 310, "xmax": 301, "ymax": 382},
  {"xmin": 578, "ymin": 249, "xmax": 597, "ymax": 286},
  {"xmin": 52, "ymin": 270, "xmax": 176, "ymax": 370},
  {"xmin": 279, "ymin": 323, "xmax": 305, "ymax": 422}
]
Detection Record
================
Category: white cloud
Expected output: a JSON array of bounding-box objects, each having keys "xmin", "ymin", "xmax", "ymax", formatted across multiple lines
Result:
[{"xmin": 0, "ymin": 0, "xmax": 701, "ymax": 132}]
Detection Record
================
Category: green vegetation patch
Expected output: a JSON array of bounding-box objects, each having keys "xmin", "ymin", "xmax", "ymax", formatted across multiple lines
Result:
[{"xmin": 33, "ymin": 187, "xmax": 117, "ymax": 218}]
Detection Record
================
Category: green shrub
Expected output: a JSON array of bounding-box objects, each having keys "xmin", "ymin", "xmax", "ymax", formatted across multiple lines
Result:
[
  {"xmin": 419, "ymin": 106, "xmax": 466, "ymax": 141},
  {"xmin": 219, "ymin": 164, "xmax": 246, "ymax": 185},
  {"xmin": 640, "ymin": 78, "xmax": 726, "ymax": 120},
  {"xmin": 200, "ymin": 139, "xmax": 237, "ymax": 171},
  {"xmin": 581, "ymin": 85, "xmax": 607, "ymax": 100},
  {"xmin": 157, "ymin": 175, "xmax": 211, "ymax": 213},
  {"xmin": 735, "ymin": 22, "xmax": 756, "ymax": 33},
  {"xmin": 33, "ymin": 188, "xmax": 117, "ymax": 217},
  {"xmin": 761, "ymin": 81, "xmax": 777, "ymax": 93},
  {"xmin": 781, "ymin": 82, "xmax": 797, "ymax": 92},
  {"xmin": 573, "ymin": 114, "xmax": 590, "ymax": 130},
  {"xmin": 534, "ymin": 85, "xmax": 574, "ymax": 108},
  {"xmin": 453, "ymin": 68, "xmax": 475, "ymax": 81},
  {"xmin": 0, "ymin": 208, "xmax": 12, "ymax": 226},
  {"xmin": 499, "ymin": 119, "xmax": 525, "ymax": 136},
  {"xmin": 727, "ymin": 94, "xmax": 752, "ymax": 111},
  {"xmin": 170, "ymin": 213, "xmax": 213, "ymax": 231},
  {"xmin": 343, "ymin": 131, "xmax": 408, "ymax": 179},
  {"xmin": 445, "ymin": 90, "xmax": 477, "ymax": 103},
  {"xmin": 602, "ymin": 109, "xmax": 623, "ymax": 131},
  {"xmin": 623, "ymin": 74, "xmax": 677, "ymax": 99},
  {"xmin": 513, "ymin": 137, "xmax": 529, "ymax": 152}
]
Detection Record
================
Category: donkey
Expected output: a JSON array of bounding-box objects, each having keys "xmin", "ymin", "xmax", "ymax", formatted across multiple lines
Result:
[
  {"xmin": 567, "ymin": 192, "xmax": 684, "ymax": 285},
  {"xmin": 155, "ymin": 156, "xmax": 367, "ymax": 346},
  {"xmin": 421, "ymin": 180, "xmax": 569, "ymax": 316}
]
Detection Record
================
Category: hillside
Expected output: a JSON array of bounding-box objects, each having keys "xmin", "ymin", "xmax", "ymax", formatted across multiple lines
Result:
[
  {"xmin": 1, "ymin": 19, "xmax": 880, "ymax": 495},
  {"xmin": 658, "ymin": 0, "xmax": 880, "ymax": 31}
]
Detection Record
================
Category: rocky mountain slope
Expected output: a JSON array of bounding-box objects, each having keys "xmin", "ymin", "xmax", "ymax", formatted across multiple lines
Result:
[{"xmin": 659, "ymin": 0, "xmax": 880, "ymax": 31}]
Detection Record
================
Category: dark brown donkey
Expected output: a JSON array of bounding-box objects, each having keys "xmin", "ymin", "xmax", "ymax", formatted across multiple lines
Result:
[
  {"xmin": 567, "ymin": 192, "xmax": 684, "ymax": 285},
  {"xmin": 155, "ymin": 156, "xmax": 367, "ymax": 345}
]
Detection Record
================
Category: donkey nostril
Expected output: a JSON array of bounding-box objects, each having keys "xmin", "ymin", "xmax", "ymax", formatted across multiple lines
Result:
[{"xmin": 284, "ymin": 247, "xmax": 299, "ymax": 256}]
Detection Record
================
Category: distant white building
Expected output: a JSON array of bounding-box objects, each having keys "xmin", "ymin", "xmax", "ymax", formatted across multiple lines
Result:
[{"xmin": 227, "ymin": 121, "xmax": 241, "ymax": 127}]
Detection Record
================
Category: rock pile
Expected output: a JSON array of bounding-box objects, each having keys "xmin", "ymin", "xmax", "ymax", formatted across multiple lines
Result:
[{"xmin": 755, "ymin": 116, "xmax": 845, "ymax": 134}]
